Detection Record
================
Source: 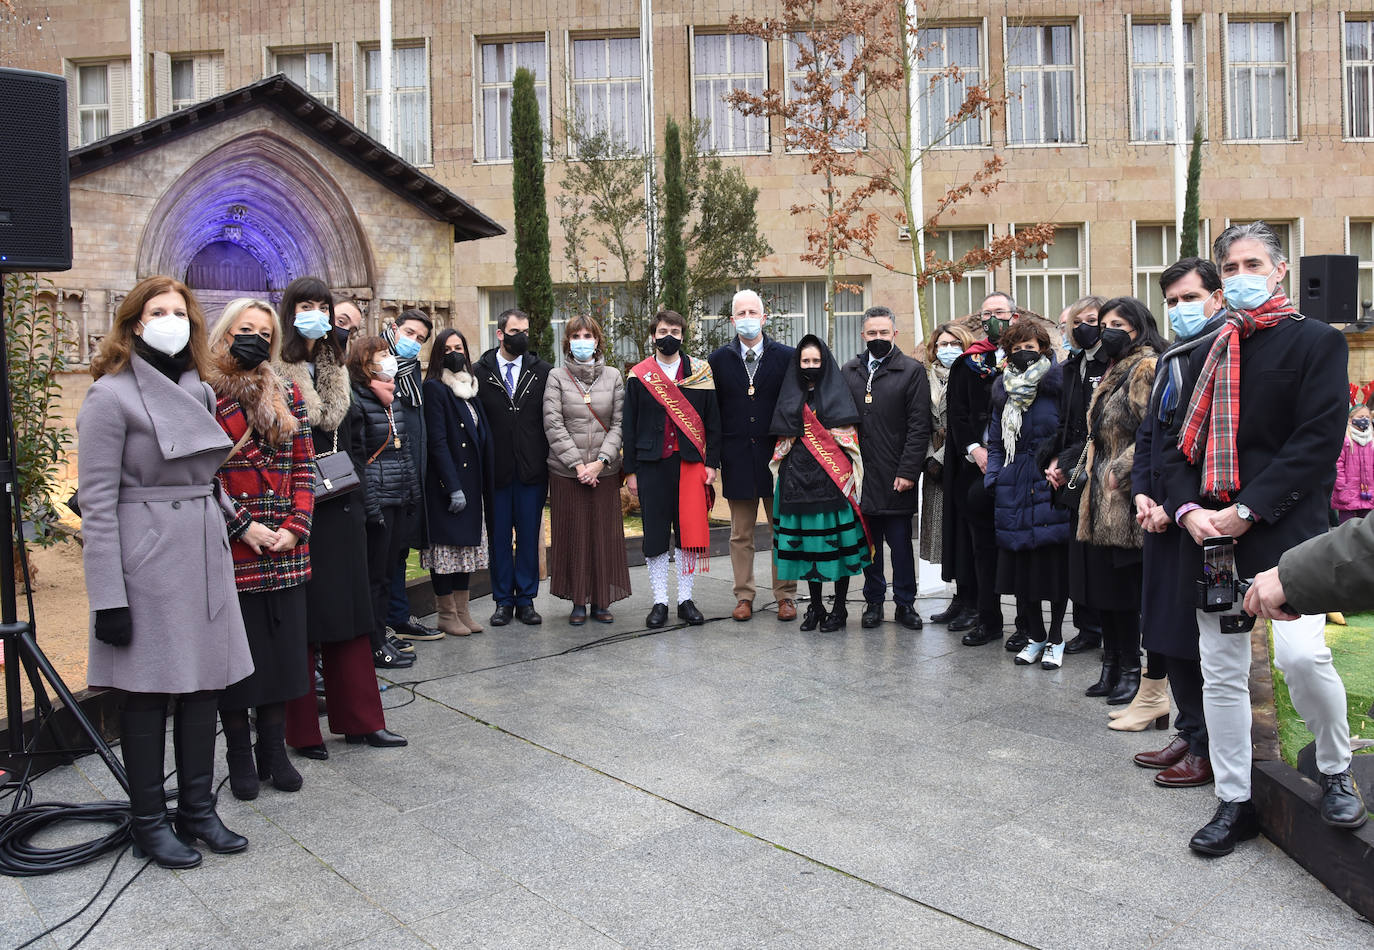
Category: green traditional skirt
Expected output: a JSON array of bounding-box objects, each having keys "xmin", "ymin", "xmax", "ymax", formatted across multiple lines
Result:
[{"xmin": 772, "ymin": 490, "xmax": 871, "ymax": 582}]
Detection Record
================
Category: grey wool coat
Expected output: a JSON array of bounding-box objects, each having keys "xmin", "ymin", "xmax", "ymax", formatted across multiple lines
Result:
[{"xmin": 78, "ymin": 355, "xmax": 253, "ymax": 694}]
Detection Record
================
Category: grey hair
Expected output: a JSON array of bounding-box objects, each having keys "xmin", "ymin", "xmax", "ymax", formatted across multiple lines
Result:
[
  {"xmin": 210, "ymin": 297, "xmax": 282, "ymax": 361},
  {"xmin": 1213, "ymin": 221, "xmax": 1287, "ymax": 267},
  {"xmin": 732, "ymin": 288, "xmax": 765, "ymax": 314},
  {"xmin": 863, "ymin": 305, "xmax": 897, "ymax": 326},
  {"xmin": 980, "ymin": 290, "xmax": 1018, "ymax": 313}
]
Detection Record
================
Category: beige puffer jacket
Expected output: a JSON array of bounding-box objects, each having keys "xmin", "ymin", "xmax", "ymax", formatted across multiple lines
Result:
[{"xmin": 542, "ymin": 359, "xmax": 625, "ymax": 478}]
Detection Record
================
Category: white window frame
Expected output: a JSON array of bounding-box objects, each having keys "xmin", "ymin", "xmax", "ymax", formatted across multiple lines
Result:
[
  {"xmin": 359, "ymin": 39, "xmax": 433, "ymax": 166},
  {"xmin": 474, "ymin": 34, "xmax": 552, "ymax": 164},
  {"xmin": 1340, "ymin": 13, "xmax": 1374, "ymax": 141},
  {"xmin": 65, "ymin": 58, "xmax": 131, "ymax": 147},
  {"xmin": 784, "ymin": 31, "xmax": 867, "ymax": 153},
  {"xmin": 1001, "ymin": 18, "xmax": 1085, "ymax": 147},
  {"xmin": 566, "ymin": 32, "xmax": 645, "ymax": 156},
  {"xmin": 1345, "ymin": 217, "xmax": 1374, "ymax": 311},
  {"xmin": 269, "ymin": 45, "xmax": 339, "ymax": 110},
  {"xmin": 1221, "ymin": 14, "xmax": 1298, "ymax": 143},
  {"xmin": 915, "ymin": 21, "xmax": 989, "ymax": 150},
  {"xmin": 688, "ymin": 28, "xmax": 770, "ymax": 155},
  {"xmin": 1124, "ymin": 16, "xmax": 1206, "ymax": 144},
  {"xmin": 1222, "ymin": 217, "xmax": 1303, "ymax": 297},
  {"xmin": 927, "ymin": 225, "xmax": 996, "ymax": 322},
  {"xmin": 1009, "ymin": 223, "xmax": 1089, "ymax": 320}
]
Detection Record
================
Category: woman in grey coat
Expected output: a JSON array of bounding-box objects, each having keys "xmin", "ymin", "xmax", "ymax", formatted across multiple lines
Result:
[{"xmin": 78, "ymin": 276, "xmax": 254, "ymax": 869}]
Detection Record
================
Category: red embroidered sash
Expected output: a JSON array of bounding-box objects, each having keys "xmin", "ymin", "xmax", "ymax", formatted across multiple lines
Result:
[
  {"xmin": 800, "ymin": 404, "xmax": 872, "ymax": 557},
  {"xmin": 631, "ymin": 357, "xmax": 711, "ymax": 567}
]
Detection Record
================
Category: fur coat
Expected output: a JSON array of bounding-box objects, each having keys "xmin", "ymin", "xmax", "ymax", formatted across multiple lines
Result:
[
  {"xmin": 272, "ymin": 341, "xmax": 351, "ymax": 436},
  {"xmin": 1076, "ymin": 347, "xmax": 1157, "ymax": 548}
]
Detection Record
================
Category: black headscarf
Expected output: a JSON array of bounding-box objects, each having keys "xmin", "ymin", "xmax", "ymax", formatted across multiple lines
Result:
[{"xmin": 770, "ymin": 334, "xmax": 860, "ymax": 436}]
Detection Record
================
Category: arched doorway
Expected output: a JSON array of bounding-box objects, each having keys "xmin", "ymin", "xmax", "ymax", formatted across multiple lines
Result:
[{"xmin": 185, "ymin": 241, "xmax": 270, "ymax": 292}]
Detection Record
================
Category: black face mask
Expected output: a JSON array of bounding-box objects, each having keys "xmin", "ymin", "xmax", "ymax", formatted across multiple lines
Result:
[
  {"xmin": 866, "ymin": 338, "xmax": 893, "ymax": 360},
  {"xmin": 654, "ymin": 335, "xmax": 682, "ymax": 357},
  {"xmin": 1354, "ymin": 418, "xmax": 1371, "ymax": 432},
  {"xmin": 502, "ymin": 330, "xmax": 529, "ymax": 356},
  {"xmin": 230, "ymin": 333, "xmax": 272, "ymax": 371},
  {"xmin": 799, "ymin": 367, "xmax": 822, "ymax": 387},
  {"xmin": 443, "ymin": 351, "xmax": 467, "ymax": 374},
  {"xmin": 333, "ymin": 326, "xmax": 351, "ymax": 350},
  {"xmin": 1008, "ymin": 349, "xmax": 1041, "ymax": 373},
  {"xmin": 1071, "ymin": 323, "xmax": 1100, "ymax": 350},
  {"xmin": 1098, "ymin": 327, "xmax": 1134, "ymax": 360}
]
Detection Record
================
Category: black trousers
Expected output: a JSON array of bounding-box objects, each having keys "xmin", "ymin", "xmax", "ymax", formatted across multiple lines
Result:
[
  {"xmin": 365, "ymin": 504, "xmax": 412, "ymax": 651},
  {"xmin": 1163, "ymin": 653, "xmax": 1209, "ymax": 757},
  {"xmin": 965, "ymin": 478, "xmax": 1003, "ymax": 628},
  {"xmin": 635, "ymin": 455, "xmax": 683, "ymax": 559},
  {"xmin": 1100, "ymin": 608, "xmax": 1141, "ymax": 666}
]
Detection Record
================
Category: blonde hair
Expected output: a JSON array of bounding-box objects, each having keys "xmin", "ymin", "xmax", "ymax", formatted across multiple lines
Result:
[
  {"xmin": 208, "ymin": 298, "xmax": 283, "ymax": 363},
  {"xmin": 90, "ymin": 276, "xmax": 213, "ymax": 380},
  {"xmin": 924, "ymin": 321, "xmax": 975, "ymax": 363}
]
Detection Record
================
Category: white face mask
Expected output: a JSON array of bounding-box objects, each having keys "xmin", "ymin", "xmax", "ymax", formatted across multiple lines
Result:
[
  {"xmin": 376, "ymin": 355, "xmax": 399, "ymax": 381},
  {"xmin": 140, "ymin": 315, "xmax": 191, "ymax": 356}
]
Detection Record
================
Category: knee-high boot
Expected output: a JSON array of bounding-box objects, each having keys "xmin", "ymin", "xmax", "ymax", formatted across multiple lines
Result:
[
  {"xmin": 172, "ymin": 694, "xmax": 248, "ymax": 854},
  {"xmin": 121, "ymin": 696, "xmax": 202, "ymax": 869}
]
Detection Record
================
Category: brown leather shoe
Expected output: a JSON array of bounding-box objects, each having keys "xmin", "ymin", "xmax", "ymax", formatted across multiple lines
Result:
[
  {"xmin": 1154, "ymin": 753, "xmax": 1214, "ymax": 788},
  {"xmin": 732, "ymin": 600, "xmax": 753, "ymax": 622},
  {"xmin": 1134, "ymin": 734, "xmax": 1190, "ymax": 770},
  {"xmin": 776, "ymin": 599, "xmax": 797, "ymax": 622}
]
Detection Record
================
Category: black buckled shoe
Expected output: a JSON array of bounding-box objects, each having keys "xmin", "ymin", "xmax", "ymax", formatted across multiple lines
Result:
[
  {"xmin": 799, "ymin": 602, "xmax": 825, "ymax": 631},
  {"xmin": 373, "ymin": 642, "xmax": 414, "ymax": 670},
  {"xmin": 1320, "ymin": 769, "xmax": 1369, "ymax": 829},
  {"xmin": 1189, "ymin": 800, "xmax": 1260, "ymax": 856},
  {"xmin": 490, "ymin": 604, "xmax": 514, "ymax": 626},
  {"xmin": 860, "ymin": 603, "xmax": 883, "ymax": 628},
  {"xmin": 961, "ymin": 624, "xmax": 1003, "ymax": 647},
  {"xmin": 894, "ymin": 606, "xmax": 923, "ymax": 630},
  {"xmin": 677, "ymin": 600, "xmax": 705, "ymax": 625},
  {"xmin": 929, "ymin": 602, "xmax": 964, "ymax": 624},
  {"xmin": 515, "ymin": 605, "xmax": 543, "ymax": 625},
  {"xmin": 646, "ymin": 603, "xmax": 669, "ymax": 628},
  {"xmin": 947, "ymin": 608, "xmax": 980, "ymax": 633}
]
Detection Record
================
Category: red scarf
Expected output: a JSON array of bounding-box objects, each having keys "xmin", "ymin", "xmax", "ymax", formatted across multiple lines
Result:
[
  {"xmin": 368, "ymin": 378, "xmax": 396, "ymax": 407},
  {"xmin": 1176, "ymin": 290, "xmax": 1298, "ymax": 501},
  {"xmin": 962, "ymin": 338, "xmax": 999, "ymax": 378}
]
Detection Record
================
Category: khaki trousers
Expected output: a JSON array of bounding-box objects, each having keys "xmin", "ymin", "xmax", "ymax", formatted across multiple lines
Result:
[{"xmin": 728, "ymin": 496, "xmax": 796, "ymax": 604}]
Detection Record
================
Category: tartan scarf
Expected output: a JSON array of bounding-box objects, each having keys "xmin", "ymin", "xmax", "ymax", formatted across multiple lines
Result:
[{"xmin": 1176, "ymin": 289, "xmax": 1298, "ymax": 501}]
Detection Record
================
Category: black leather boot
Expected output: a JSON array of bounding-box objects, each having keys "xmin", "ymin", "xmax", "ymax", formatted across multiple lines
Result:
[
  {"xmin": 799, "ymin": 601, "xmax": 825, "ymax": 632},
  {"xmin": 122, "ymin": 697, "xmax": 202, "ymax": 869},
  {"xmin": 1107, "ymin": 665, "xmax": 1144, "ymax": 705},
  {"xmin": 255, "ymin": 718, "xmax": 303, "ymax": 793},
  {"xmin": 172, "ymin": 694, "xmax": 248, "ymax": 855},
  {"xmin": 1084, "ymin": 650, "xmax": 1121, "ymax": 698},
  {"xmin": 820, "ymin": 601, "xmax": 848, "ymax": 633},
  {"xmin": 220, "ymin": 712, "xmax": 259, "ymax": 801},
  {"xmin": 930, "ymin": 601, "xmax": 965, "ymax": 624}
]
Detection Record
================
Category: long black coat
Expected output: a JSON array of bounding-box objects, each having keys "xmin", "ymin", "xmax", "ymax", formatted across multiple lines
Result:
[
  {"xmin": 422, "ymin": 374, "xmax": 494, "ymax": 548},
  {"xmin": 621, "ymin": 355, "xmax": 722, "ymax": 471},
  {"xmin": 708, "ymin": 335, "xmax": 794, "ymax": 499},
  {"xmin": 940, "ymin": 351, "xmax": 997, "ymax": 516},
  {"xmin": 1162, "ymin": 316, "xmax": 1349, "ymax": 578},
  {"xmin": 472, "ymin": 348, "xmax": 552, "ymax": 487},
  {"xmin": 1052, "ymin": 348, "xmax": 1110, "ymax": 473},
  {"xmin": 840, "ymin": 347, "xmax": 931, "ymax": 516}
]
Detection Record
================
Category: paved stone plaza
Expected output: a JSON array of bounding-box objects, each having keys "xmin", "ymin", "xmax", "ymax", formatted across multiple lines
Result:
[{"xmin": 4, "ymin": 554, "xmax": 1371, "ymax": 949}]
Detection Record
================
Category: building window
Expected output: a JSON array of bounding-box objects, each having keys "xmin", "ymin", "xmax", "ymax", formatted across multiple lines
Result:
[
  {"xmin": 1129, "ymin": 21, "xmax": 1198, "ymax": 142},
  {"xmin": 917, "ymin": 25, "xmax": 984, "ymax": 148},
  {"xmin": 364, "ymin": 43, "xmax": 432, "ymax": 165},
  {"xmin": 77, "ymin": 65, "xmax": 110, "ymax": 144},
  {"xmin": 1133, "ymin": 223, "xmax": 1179, "ymax": 319},
  {"xmin": 570, "ymin": 36, "xmax": 643, "ymax": 151},
  {"xmin": 785, "ymin": 33, "xmax": 866, "ymax": 150},
  {"xmin": 701, "ymin": 280, "xmax": 867, "ymax": 349},
  {"xmin": 68, "ymin": 58, "xmax": 131, "ymax": 145},
  {"xmin": 1005, "ymin": 23, "xmax": 1078, "ymax": 144},
  {"xmin": 1350, "ymin": 220, "xmax": 1374, "ymax": 308},
  {"xmin": 1226, "ymin": 19, "xmax": 1291, "ymax": 140},
  {"xmin": 1344, "ymin": 19, "xmax": 1374, "ymax": 139},
  {"xmin": 693, "ymin": 33, "xmax": 768, "ymax": 154},
  {"xmin": 927, "ymin": 228, "xmax": 991, "ymax": 322},
  {"xmin": 273, "ymin": 48, "xmax": 337, "ymax": 109},
  {"xmin": 171, "ymin": 59, "xmax": 195, "ymax": 110},
  {"xmin": 478, "ymin": 40, "xmax": 549, "ymax": 162},
  {"xmin": 1012, "ymin": 225, "xmax": 1083, "ymax": 320}
]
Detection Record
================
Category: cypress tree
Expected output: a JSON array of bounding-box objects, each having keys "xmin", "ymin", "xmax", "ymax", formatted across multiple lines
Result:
[
  {"xmin": 1179, "ymin": 123, "xmax": 1203, "ymax": 258},
  {"xmin": 511, "ymin": 67, "xmax": 555, "ymax": 359},
  {"xmin": 660, "ymin": 117, "xmax": 689, "ymax": 318}
]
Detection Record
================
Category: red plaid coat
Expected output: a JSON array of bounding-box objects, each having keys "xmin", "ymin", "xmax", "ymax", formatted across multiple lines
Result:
[{"xmin": 214, "ymin": 381, "xmax": 315, "ymax": 593}]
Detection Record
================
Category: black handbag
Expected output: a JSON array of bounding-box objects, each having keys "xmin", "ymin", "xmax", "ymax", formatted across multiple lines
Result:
[
  {"xmin": 313, "ymin": 430, "xmax": 360, "ymax": 501},
  {"xmin": 1051, "ymin": 440, "xmax": 1091, "ymax": 511}
]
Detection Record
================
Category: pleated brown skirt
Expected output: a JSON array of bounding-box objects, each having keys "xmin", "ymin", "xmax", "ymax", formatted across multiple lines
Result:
[{"xmin": 548, "ymin": 472, "xmax": 632, "ymax": 607}]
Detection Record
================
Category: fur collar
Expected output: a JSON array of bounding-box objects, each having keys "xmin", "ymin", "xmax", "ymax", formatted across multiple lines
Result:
[
  {"xmin": 206, "ymin": 353, "xmax": 299, "ymax": 446},
  {"xmin": 440, "ymin": 369, "xmax": 479, "ymax": 400},
  {"xmin": 273, "ymin": 343, "xmax": 350, "ymax": 433}
]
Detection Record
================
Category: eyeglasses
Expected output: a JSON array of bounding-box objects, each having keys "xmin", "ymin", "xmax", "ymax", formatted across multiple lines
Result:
[{"xmin": 979, "ymin": 309, "xmax": 1012, "ymax": 320}]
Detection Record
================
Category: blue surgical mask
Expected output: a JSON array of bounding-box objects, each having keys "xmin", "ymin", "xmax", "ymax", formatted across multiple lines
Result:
[
  {"xmin": 293, "ymin": 309, "xmax": 331, "ymax": 340},
  {"xmin": 936, "ymin": 345, "xmax": 961, "ymax": 367},
  {"xmin": 734, "ymin": 317, "xmax": 762, "ymax": 340},
  {"xmin": 1168, "ymin": 300, "xmax": 1211, "ymax": 340},
  {"xmin": 1063, "ymin": 340, "xmax": 1081, "ymax": 356},
  {"xmin": 569, "ymin": 339, "xmax": 597, "ymax": 362},
  {"xmin": 393, "ymin": 334, "xmax": 423, "ymax": 360},
  {"xmin": 1223, "ymin": 270, "xmax": 1276, "ymax": 311}
]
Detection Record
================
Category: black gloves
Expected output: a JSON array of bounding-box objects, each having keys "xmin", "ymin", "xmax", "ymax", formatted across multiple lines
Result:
[
  {"xmin": 448, "ymin": 490, "xmax": 467, "ymax": 514},
  {"xmin": 94, "ymin": 607, "xmax": 133, "ymax": 647}
]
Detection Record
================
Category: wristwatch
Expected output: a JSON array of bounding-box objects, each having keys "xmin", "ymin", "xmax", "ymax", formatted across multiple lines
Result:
[
  {"xmin": 597, "ymin": 454, "xmax": 611, "ymax": 465},
  {"xmin": 1235, "ymin": 502, "xmax": 1257, "ymax": 523}
]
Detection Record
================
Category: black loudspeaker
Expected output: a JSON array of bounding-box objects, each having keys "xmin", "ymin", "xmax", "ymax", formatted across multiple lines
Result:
[
  {"xmin": 0, "ymin": 67, "xmax": 72, "ymax": 273},
  {"xmin": 1298, "ymin": 254, "xmax": 1359, "ymax": 324}
]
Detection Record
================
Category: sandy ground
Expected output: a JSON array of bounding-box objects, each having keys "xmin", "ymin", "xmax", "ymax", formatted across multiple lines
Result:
[{"xmin": 0, "ymin": 537, "xmax": 90, "ymax": 714}]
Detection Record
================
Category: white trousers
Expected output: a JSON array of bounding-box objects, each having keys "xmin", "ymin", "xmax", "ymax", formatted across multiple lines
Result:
[{"xmin": 1196, "ymin": 608, "xmax": 1352, "ymax": 802}]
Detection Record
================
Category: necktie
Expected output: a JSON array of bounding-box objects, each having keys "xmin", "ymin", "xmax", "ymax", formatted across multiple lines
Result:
[
  {"xmin": 745, "ymin": 350, "xmax": 756, "ymax": 364},
  {"xmin": 504, "ymin": 361, "xmax": 515, "ymax": 396}
]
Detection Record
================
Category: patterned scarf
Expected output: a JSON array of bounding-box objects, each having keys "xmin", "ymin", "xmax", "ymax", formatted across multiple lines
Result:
[
  {"xmin": 1176, "ymin": 290, "xmax": 1298, "ymax": 501},
  {"xmin": 962, "ymin": 338, "xmax": 1000, "ymax": 378},
  {"xmin": 1000, "ymin": 356, "xmax": 1051, "ymax": 462}
]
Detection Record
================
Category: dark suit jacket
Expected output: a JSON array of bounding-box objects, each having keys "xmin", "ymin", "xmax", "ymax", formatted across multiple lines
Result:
[
  {"xmin": 1162, "ymin": 316, "xmax": 1349, "ymax": 577},
  {"xmin": 839, "ymin": 347, "xmax": 931, "ymax": 516},
  {"xmin": 708, "ymin": 335, "xmax": 794, "ymax": 499},
  {"xmin": 621, "ymin": 355, "xmax": 722, "ymax": 473},
  {"xmin": 473, "ymin": 348, "xmax": 552, "ymax": 487}
]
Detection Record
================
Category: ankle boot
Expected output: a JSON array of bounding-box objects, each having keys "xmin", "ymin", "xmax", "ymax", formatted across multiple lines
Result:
[
  {"xmin": 1084, "ymin": 650, "xmax": 1120, "ymax": 697},
  {"xmin": 1110, "ymin": 675, "xmax": 1172, "ymax": 731},
  {"xmin": 434, "ymin": 593, "xmax": 471, "ymax": 636},
  {"xmin": 453, "ymin": 590, "xmax": 483, "ymax": 633},
  {"xmin": 1106, "ymin": 663, "xmax": 1144, "ymax": 706},
  {"xmin": 121, "ymin": 698, "xmax": 202, "ymax": 869},
  {"xmin": 220, "ymin": 714, "xmax": 259, "ymax": 801},
  {"xmin": 172, "ymin": 695, "xmax": 248, "ymax": 854},
  {"xmin": 254, "ymin": 720, "xmax": 303, "ymax": 792},
  {"xmin": 820, "ymin": 599, "xmax": 848, "ymax": 632},
  {"xmin": 799, "ymin": 601, "xmax": 825, "ymax": 631}
]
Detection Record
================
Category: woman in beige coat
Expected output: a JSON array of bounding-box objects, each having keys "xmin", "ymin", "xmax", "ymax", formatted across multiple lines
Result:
[{"xmin": 543, "ymin": 315, "xmax": 631, "ymax": 623}]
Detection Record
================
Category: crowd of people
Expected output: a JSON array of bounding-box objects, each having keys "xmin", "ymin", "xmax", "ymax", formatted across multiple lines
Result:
[{"xmin": 78, "ymin": 221, "xmax": 1367, "ymax": 870}]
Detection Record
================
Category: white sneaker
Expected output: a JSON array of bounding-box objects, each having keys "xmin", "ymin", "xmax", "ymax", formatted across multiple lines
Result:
[
  {"xmin": 1014, "ymin": 640, "xmax": 1047, "ymax": 666},
  {"xmin": 1041, "ymin": 641, "xmax": 1066, "ymax": 670}
]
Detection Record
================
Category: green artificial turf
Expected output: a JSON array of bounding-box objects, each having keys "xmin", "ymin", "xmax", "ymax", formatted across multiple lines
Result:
[{"xmin": 1272, "ymin": 612, "xmax": 1374, "ymax": 766}]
